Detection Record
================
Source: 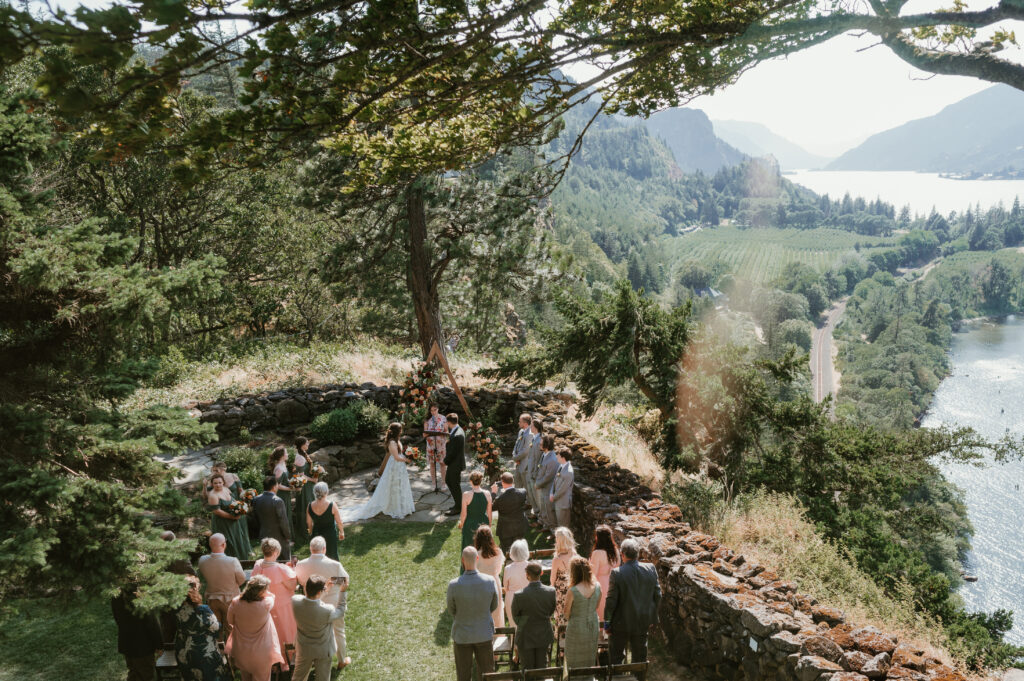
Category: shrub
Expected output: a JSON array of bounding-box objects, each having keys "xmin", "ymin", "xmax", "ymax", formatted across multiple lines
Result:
[
  {"xmin": 310, "ymin": 408, "xmax": 358, "ymax": 445},
  {"xmin": 349, "ymin": 400, "xmax": 389, "ymax": 436},
  {"xmin": 218, "ymin": 446, "xmax": 269, "ymax": 490},
  {"xmin": 663, "ymin": 476, "xmax": 727, "ymax": 534}
]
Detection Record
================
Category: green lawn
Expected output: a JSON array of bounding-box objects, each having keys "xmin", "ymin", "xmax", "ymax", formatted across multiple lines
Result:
[{"xmin": 0, "ymin": 519, "xmax": 552, "ymax": 681}]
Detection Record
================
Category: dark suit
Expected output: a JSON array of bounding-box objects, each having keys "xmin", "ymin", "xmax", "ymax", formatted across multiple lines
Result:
[
  {"xmin": 112, "ymin": 589, "xmax": 163, "ymax": 681},
  {"xmin": 511, "ymin": 581, "xmax": 557, "ymax": 670},
  {"xmin": 604, "ymin": 559, "xmax": 662, "ymax": 664},
  {"xmin": 444, "ymin": 425, "xmax": 466, "ymax": 513},
  {"xmin": 492, "ymin": 486, "xmax": 528, "ymax": 549},
  {"xmin": 251, "ymin": 491, "xmax": 291, "ymax": 560}
]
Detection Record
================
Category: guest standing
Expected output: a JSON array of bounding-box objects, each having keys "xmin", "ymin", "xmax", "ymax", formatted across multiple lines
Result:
[
  {"xmin": 292, "ymin": 437, "xmax": 317, "ymax": 546},
  {"xmin": 474, "ymin": 525, "xmax": 506, "ymax": 628},
  {"xmin": 549, "ymin": 448, "xmax": 574, "ymax": 530},
  {"xmin": 306, "ymin": 481, "xmax": 345, "ymax": 561},
  {"xmin": 533, "ymin": 435, "xmax": 559, "ymax": 532},
  {"xmin": 446, "ymin": 547, "xmax": 498, "ymax": 681},
  {"xmin": 458, "ymin": 470, "xmax": 492, "ymax": 559},
  {"xmin": 226, "ymin": 575, "xmax": 284, "ymax": 681},
  {"xmin": 503, "ymin": 539, "xmax": 531, "ymax": 627},
  {"xmin": 197, "ymin": 533, "xmax": 245, "ymax": 640},
  {"xmin": 111, "ymin": 585, "xmax": 163, "ymax": 681},
  {"xmin": 173, "ymin": 575, "xmax": 231, "ymax": 681},
  {"xmin": 444, "ymin": 413, "xmax": 467, "ymax": 516},
  {"xmin": 550, "ymin": 527, "xmax": 577, "ymax": 625},
  {"xmin": 207, "ymin": 473, "xmax": 251, "ymax": 560},
  {"xmin": 510, "ymin": 413, "xmax": 533, "ymax": 490},
  {"xmin": 251, "ymin": 538, "xmax": 298, "ymax": 667},
  {"xmin": 294, "ymin": 537, "xmax": 351, "ymax": 670},
  {"xmin": 252, "ymin": 475, "xmax": 292, "ymax": 561},
  {"xmin": 511, "ymin": 562, "xmax": 556, "ymax": 671},
  {"xmin": 423, "ymin": 403, "xmax": 449, "ymax": 492},
  {"xmin": 604, "ymin": 538, "xmax": 662, "ymax": 665},
  {"xmin": 292, "ymin": 575, "xmax": 348, "ymax": 681},
  {"xmin": 268, "ymin": 446, "xmax": 294, "ymax": 530},
  {"xmin": 491, "ymin": 471, "xmax": 528, "ymax": 551},
  {"xmin": 589, "ymin": 525, "xmax": 619, "ymax": 621},
  {"xmin": 524, "ymin": 419, "xmax": 544, "ymax": 521},
  {"xmin": 564, "ymin": 557, "xmax": 601, "ymax": 669}
]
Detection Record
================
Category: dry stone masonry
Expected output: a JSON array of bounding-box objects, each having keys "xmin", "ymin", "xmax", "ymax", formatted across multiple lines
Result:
[{"xmin": 190, "ymin": 383, "xmax": 964, "ymax": 681}]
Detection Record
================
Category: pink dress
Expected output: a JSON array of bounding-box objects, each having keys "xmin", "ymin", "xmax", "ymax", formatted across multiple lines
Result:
[
  {"xmin": 589, "ymin": 549, "xmax": 615, "ymax": 621},
  {"xmin": 226, "ymin": 595, "xmax": 284, "ymax": 680},
  {"xmin": 503, "ymin": 561, "xmax": 529, "ymax": 626},
  {"xmin": 477, "ymin": 549, "xmax": 505, "ymax": 628},
  {"xmin": 251, "ymin": 560, "xmax": 297, "ymax": 663}
]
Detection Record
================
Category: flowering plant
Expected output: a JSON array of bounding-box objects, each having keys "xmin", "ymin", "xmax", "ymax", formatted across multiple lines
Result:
[
  {"xmin": 310, "ymin": 462, "xmax": 327, "ymax": 479},
  {"xmin": 467, "ymin": 421, "xmax": 503, "ymax": 482},
  {"xmin": 289, "ymin": 473, "xmax": 308, "ymax": 488},
  {"xmin": 227, "ymin": 499, "xmax": 249, "ymax": 517},
  {"xmin": 405, "ymin": 446, "xmax": 426, "ymax": 470},
  {"xmin": 241, "ymin": 488, "xmax": 257, "ymax": 503},
  {"xmin": 396, "ymin": 362, "xmax": 441, "ymax": 425}
]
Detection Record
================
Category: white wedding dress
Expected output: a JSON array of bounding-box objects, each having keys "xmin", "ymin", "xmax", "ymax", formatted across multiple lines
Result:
[{"xmin": 341, "ymin": 452, "xmax": 415, "ymax": 521}]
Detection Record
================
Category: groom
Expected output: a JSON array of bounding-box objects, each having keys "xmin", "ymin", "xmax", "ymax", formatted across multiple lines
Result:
[{"xmin": 444, "ymin": 413, "xmax": 466, "ymax": 516}]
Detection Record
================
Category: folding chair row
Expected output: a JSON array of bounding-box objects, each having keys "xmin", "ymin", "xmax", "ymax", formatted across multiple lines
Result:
[
  {"xmin": 483, "ymin": 662, "xmax": 649, "ymax": 681},
  {"xmin": 483, "ymin": 667, "xmax": 564, "ymax": 681}
]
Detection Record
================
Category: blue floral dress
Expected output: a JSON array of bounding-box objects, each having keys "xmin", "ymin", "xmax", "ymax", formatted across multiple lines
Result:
[{"xmin": 174, "ymin": 603, "xmax": 231, "ymax": 681}]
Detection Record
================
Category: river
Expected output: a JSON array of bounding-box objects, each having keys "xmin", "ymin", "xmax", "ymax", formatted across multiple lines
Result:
[
  {"xmin": 921, "ymin": 318, "xmax": 1024, "ymax": 645},
  {"xmin": 787, "ymin": 170, "xmax": 1024, "ymax": 216}
]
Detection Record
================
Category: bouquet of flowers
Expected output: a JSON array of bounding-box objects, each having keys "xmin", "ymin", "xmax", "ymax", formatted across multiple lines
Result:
[
  {"xmin": 396, "ymin": 362, "xmax": 441, "ymax": 425},
  {"xmin": 405, "ymin": 446, "xmax": 426, "ymax": 470},
  {"xmin": 227, "ymin": 499, "xmax": 249, "ymax": 517},
  {"xmin": 289, "ymin": 473, "xmax": 308, "ymax": 489},
  {"xmin": 467, "ymin": 421, "xmax": 503, "ymax": 482},
  {"xmin": 310, "ymin": 462, "xmax": 327, "ymax": 479},
  {"xmin": 241, "ymin": 488, "xmax": 257, "ymax": 503}
]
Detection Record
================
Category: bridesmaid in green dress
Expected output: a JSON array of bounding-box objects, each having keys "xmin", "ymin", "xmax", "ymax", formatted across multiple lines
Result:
[
  {"xmin": 207, "ymin": 461, "xmax": 251, "ymax": 546},
  {"xmin": 563, "ymin": 556, "xmax": 601, "ymax": 670},
  {"xmin": 268, "ymin": 446, "xmax": 293, "ymax": 529},
  {"xmin": 207, "ymin": 474, "xmax": 251, "ymax": 560},
  {"xmin": 306, "ymin": 481, "xmax": 345, "ymax": 561},
  {"xmin": 458, "ymin": 471, "xmax": 492, "ymax": 571},
  {"xmin": 292, "ymin": 437, "xmax": 317, "ymax": 546}
]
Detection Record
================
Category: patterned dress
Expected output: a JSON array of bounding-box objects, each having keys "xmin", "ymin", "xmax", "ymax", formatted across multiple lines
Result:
[
  {"xmin": 174, "ymin": 603, "xmax": 231, "ymax": 681},
  {"xmin": 564, "ymin": 584, "xmax": 602, "ymax": 669},
  {"xmin": 551, "ymin": 552, "xmax": 575, "ymax": 625},
  {"xmin": 424, "ymin": 413, "xmax": 448, "ymax": 464}
]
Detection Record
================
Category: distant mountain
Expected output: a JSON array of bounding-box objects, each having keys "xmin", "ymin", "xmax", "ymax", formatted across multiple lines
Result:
[
  {"xmin": 645, "ymin": 108, "xmax": 746, "ymax": 174},
  {"xmin": 712, "ymin": 120, "xmax": 832, "ymax": 170},
  {"xmin": 827, "ymin": 85, "xmax": 1024, "ymax": 173}
]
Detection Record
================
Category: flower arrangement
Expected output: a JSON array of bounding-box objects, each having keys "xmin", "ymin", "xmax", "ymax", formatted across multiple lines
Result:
[
  {"xmin": 241, "ymin": 488, "xmax": 257, "ymax": 503},
  {"xmin": 405, "ymin": 446, "xmax": 426, "ymax": 470},
  {"xmin": 289, "ymin": 473, "xmax": 308, "ymax": 489},
  {"xmin": 467, "ymin": 421, "xmax": 503, "ymax": 482},
  {"xmin": 396, "ymin": 362, "xmax": 441, "ymax": 425},
  {"xmin": 310, "ymin": 462, "xmax": 326, "ymax": 479},
  {"xmin": 227, "ymin": 499, "xmax": 249, "ymax": 517}
]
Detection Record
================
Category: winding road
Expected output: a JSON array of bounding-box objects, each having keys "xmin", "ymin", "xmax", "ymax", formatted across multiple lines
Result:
[{"xmin": 811, "ymin": 298, "xmax": 847, "ymax": 408}]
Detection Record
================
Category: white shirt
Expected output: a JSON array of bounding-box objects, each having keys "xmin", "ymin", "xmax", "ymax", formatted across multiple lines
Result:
[{"xmin": 295, "ymin": 553, "xmax": 349, "ymax": 607}]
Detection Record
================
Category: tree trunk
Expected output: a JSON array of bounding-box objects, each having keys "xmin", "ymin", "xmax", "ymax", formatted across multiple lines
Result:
[{"xmin": 406, "ymin": 181, "xmax": 444, "ymax": 359}]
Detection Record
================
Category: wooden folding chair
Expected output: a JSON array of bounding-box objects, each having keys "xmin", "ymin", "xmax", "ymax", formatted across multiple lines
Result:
[
  {"xmin": 523, "ymin": 667, "xmax": 564, "ymax": 681},
  {"xmin": 567, "ymin": 666, "xmax": 609, "ymax": 681},
  {"xmin": 529, "ymin": 549, "xmax": 555, "ymax": 560},
  {"xmin": 483, "ymin": 672, "xmax": 525, "ymax": 681},
  {"xmin": 609, "ymin": 661, "xmax": 648, "ymax": 681},
  {"xmin": 493, "ymin": 626, "xmax": 517, "ymax": 670},
  {"xmin": 554, "ymin": 622, "xmax": 567, "ymax": 665},
  {"xmin": 596, "ymin": 622, "xmax": 609, "ymax": 665}
]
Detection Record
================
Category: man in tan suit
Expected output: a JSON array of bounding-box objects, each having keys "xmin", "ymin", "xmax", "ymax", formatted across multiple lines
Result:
[
  {"xmin": 294, "ymin": 537, "xmax": 350, "ymax": 670},
  {"xmin": 292, "ymin": 575, "xmax": 347, "ymax": 681},
  {"xmin": 196, "ymin": 533, "xmax": 245, "ymax": 639}
]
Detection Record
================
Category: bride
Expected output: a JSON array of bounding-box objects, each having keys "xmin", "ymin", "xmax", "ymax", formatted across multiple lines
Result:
[{"xmin": 341, "ymin": 422, "xmax": 415, "ymax": 522}]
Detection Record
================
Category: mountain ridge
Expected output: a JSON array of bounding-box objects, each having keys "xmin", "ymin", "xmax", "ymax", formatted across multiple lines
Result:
[{"xmin": 712, "ymin": 119, "xmax": 832, "ymax": 170}]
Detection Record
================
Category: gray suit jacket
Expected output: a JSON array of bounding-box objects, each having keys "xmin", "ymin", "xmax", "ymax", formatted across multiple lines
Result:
[
  {"xmin": 533, "ymin": 451, "xmax": 559, "ymax": 495},
  {"xmin": 511, "ymin": 581, "xmax": 556, "ymax": 650},
  {"xmin": 551, "ymin": 463, "xmax": 574, "ymax": 509},
  {"xmin": 524, "ymin": 433, "xmax": 542, "ymax": 482},
  {"xmin": 446, "ymin": 569, "xmax": 497, "ymax": 645},
  {"xmin": 511, "ymin": 428, "xmax": 531, "ymax": 469},
  {"xmin": 252, "ymin": 491, "xmax": 291, "ymax": 546},
  {"xmin": 604, "ymin": 559, "xmax": 662, "ymax": 633},
  {"xmin": 292, "ymin": 596, "xmax": 346, "ymax": 659}
]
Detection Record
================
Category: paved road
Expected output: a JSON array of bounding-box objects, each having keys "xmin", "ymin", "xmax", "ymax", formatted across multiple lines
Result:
[{"xmin": 811, "ymin": 298, "xmax": 847, "ymax": 408}]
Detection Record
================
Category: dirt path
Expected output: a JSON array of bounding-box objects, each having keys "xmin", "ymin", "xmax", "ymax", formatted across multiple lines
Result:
[{"xmin": 811, "ymin": 298, "xmax": 847, "ymax": 409}]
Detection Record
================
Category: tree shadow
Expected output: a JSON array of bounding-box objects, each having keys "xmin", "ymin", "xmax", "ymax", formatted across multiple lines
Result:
[
  {"xmin": 414, "ymin": 521, "xmax": 455, "ymax": 563},
  {"xmin": 434, "ymin": 607, "xmax": 453, "ymax": 647}
]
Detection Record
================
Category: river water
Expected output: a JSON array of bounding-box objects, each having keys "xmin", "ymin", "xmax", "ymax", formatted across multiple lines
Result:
[
  {"xmin": 788, "ymin": 170, "xmax": 1024, "ymax": 216},
  {"xmin": 921, "ymin": 318, "xmax": 1024, "ymax": 644}
]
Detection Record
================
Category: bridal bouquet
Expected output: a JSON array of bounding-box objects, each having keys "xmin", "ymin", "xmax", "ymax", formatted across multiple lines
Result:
[
  {"xmin": 227, "ymin": 499, "xmax": 249, "ymax": 517},
  {"xmin": 405, "ymin": 446, "xmax": 426, "ymax": 470},
  {"xmin": 289, "ymin": 473, "xmax": 308, "ymax": 488},
  {"xmin": 241, "ymin": 488, "xmax": 257, "ymax": 503},
  {"xmin": 310, "ymin": 462, "xmax": 327, "ymax": 479}
]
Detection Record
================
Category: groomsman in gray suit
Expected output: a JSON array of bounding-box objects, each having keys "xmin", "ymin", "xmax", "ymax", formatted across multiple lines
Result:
[
  {"xmin": 511, "ymin": 562, "xmax": 557, "ymax": 670},
  {"xmin": 292, "ymin": 574, "xmax": 347, "ymax": 681},
  {"xmin": 510, "ymin": 413, "xmax": 533, "ymax": 491},
  {"xmin": 549, "ymin": 448, "xmax": 574, "ymax": 529},
  {"xmin": 446, "ymin": 546, "xmax": 498, "ymax": 681},
  {"xmin": 533, "ymin": 434, "xmax": 559, "ymax": 531},
  {"xmin": 524, "ymin": 419, "xmax": 544, "ymax": 521}
]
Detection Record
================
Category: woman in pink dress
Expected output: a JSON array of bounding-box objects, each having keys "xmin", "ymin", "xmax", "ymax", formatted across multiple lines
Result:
[
  {"xmin": 423, "ymin": 403, "xmax": 449, "ymax": 492},
  {"xmin": 588, "ymin": 524, "xmax": 619, "ymax": 621},
  {"xmin": 250, "ymin": 538, "xmax": 297, "ymax": 667},
  {"xmin": 474, "ymin": 525, "xmax": 505, "ymax": 628},
  {"xmin": 226, "ymin": 575, "xmax": 284, "ymax": 681},
  {"xmin": 503, "ymin": 539, "xmax": 531, "ymax": 627}
]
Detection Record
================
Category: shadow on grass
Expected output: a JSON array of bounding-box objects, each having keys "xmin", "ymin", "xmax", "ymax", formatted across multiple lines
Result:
[
  {"xmin": 414, "ymin": 522, "xmax": 455, "ymax": 563},
  {"xmin": 339, "ymin": 519, "xmax": 447, "ymax": 558},
  {"xmin": 433, "ymin": 607, "xmax": 454, "ymax": 647}
]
